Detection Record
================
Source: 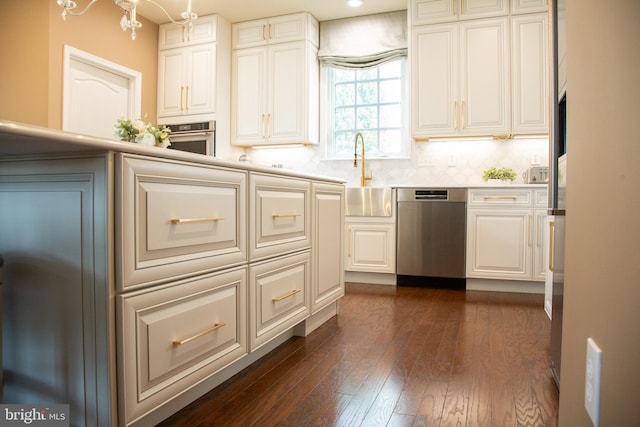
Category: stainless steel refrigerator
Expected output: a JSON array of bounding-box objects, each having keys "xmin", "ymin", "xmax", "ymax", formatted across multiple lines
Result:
[{"xmin": 549, "ymin": 0, "xmax": 566, "ymax": 390}]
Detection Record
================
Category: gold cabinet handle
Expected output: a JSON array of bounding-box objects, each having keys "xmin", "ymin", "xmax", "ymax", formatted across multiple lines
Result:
[
  {"xmin": 171, "ymin": 217, "xmax": 224, "ymax": 224},
  {"xmin": 462, "ymin": 101, "xmax": 466, "ymax": 129},
  {"xmin": 262, "ymin": 24, "xmax": 267, "ymax": 40},
  {"xmin": 173, "ymin": 322, "xmax": 226, "ymax": 346},
  {"xmin": 483, "ymin": 196, "xmax": 518, "ymax": 200},
  {"xmin": 268, "ymin": 23, "xmax": 273, "ymax": 40},
  {"xmin": 548, "ymin": 221, "xmax": 555, "ymax": 271},
  {"xmin": 348, "ymin": 228, "xmax": 352, "ymax": 258},
  {"xmin": 266, "ymin": 113, "xmax": 271, "ymax": 138},
  {"xmin": 261, "ymin": 113, "xmax": 266, "ymax": 138},
  {"xmin": 185, "ymin": 85, "xmax": 189, "ymax": 111},
  {"xmin": 272, "ymin": 289, "xmax": 301, "ymax": 302},
  {"xmin": 453, "ymin": 101, "xmax": 458, "ymax": 129},
  {"xmin": 180, "ymin": 86, "xmax": 184, "ymax": 111},
  {"xmin": 272, "ymin": 213, "xmax": 301, "ymax": 218},
  {"xmin": 527, "ymin": 214, "xmax": 532, "ymax": 247}
]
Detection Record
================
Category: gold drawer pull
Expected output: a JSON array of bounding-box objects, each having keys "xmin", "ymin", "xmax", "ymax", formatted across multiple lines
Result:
[
  {"xmin": 171, "ymin": 217, "xmax": 224, "ymax": 224},
  {"xmin": 483, "ymin": 196, "xmax": 518, "ymax": 200},
  {"xmin": 272, "ymin": 213, "xmax": 301, "ymax": 219},
  {"xmin": 272, "ymin": 289, "xmax": 301, "ymax": 302},
  {"xmin": 173, "ymin": 322, "xmax": 226, "ymax": 346}
]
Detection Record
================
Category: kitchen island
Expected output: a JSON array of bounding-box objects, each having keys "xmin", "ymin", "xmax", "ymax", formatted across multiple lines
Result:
[{"xmin": 0, "ymin": 121, "xmax": 345, "ymax": 427}]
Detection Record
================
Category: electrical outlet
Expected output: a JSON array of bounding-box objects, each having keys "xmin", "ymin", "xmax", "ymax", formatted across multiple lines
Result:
[
  {"xmin": 531, "ymin": 154, "xmax": 540, "ymax": 165},
  {"xmin": 585, "ymin": 338, "xmax": 602, "ymax": 426},
  {"xmin": 448, "ymin": 154, "xmax": 456, "ymax": 167}
]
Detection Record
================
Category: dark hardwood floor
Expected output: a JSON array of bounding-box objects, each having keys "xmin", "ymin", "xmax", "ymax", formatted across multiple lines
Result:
[{"xmin": 157, "ymin": 283, "xmax": 559, "ymax": 427}]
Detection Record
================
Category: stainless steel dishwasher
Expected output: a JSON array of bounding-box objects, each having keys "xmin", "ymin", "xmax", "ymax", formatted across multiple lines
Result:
[{"xmin": 396, "ymin": 188, "xmax": 467, "ymax": 287}]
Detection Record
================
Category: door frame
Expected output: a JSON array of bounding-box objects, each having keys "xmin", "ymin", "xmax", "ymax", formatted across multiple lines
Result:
[{"xmin": 62, "ymin": 45, "xmax": 142, "ymax": 133}]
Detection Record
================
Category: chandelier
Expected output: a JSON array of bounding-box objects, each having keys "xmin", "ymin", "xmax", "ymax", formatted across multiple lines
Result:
[{"xmin": 57, "ymin": 0, "xmax": 198, "ymax": 40}]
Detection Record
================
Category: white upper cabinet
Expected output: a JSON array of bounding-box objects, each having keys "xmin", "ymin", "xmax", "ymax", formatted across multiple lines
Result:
[
  {"xmin": 411, "ymin": 24, "xmax": 458, "ymax": 135},
  {"xmin": 511, "ymin": 13, "xmax": 549, "ymax": 134},
  {"xmin": 158, "ymin": 44, "xmax": 216, "ymax": 118},
  {"xmin": 460, "ymin": 0, "xmax": 509, "ymax": 19},
  {"xmin": 411, "ymin": 0, "xmax": 457, "ymax": 25},
  {"xmin": 232, "ymin": 13, "xmax": 318, "ymax": 49},
  {"xmin": 511, "ymin": 0, "xmax": 548, "ymax": 15},
  {"xmin": 411, "ymin": 17, "xmax": 510, "ymax": 138},
  {"xmin": 157, "ymin": 15, "xmax": 231, "ymax": 124},
  {"xmin": 410, "ymin": 0, "xmax": 508, "ymax": 26},
  {"xmin": 231, "ymin": 13, "xmax": 319, "ymax": 147},
  {"xmin": 159, "ymin": 15, "xmax": 219, "ymax": 49},
  {"xmin": 410, "ymin": 0, "xmax": 549, "ymax": 138},
  {"xmin": 459, "ymin": 18, "xmax": 510, "ymax": 135}
]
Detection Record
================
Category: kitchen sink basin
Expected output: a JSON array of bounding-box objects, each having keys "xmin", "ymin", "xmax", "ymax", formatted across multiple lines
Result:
[{"xmin": 345, "ymin": 187, "xmax": 392, "ymax": 217}]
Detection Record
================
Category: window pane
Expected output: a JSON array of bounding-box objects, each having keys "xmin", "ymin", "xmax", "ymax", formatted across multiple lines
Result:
[
  {"xmin": 380, "ymin": 129, "xmax": 401, "ymax": 153},
  {"xmin": 335, "ymin": 68, "xmax": 355, "ymax": 83},
  {"xmin": 327, "ymin": 58, "xmax": 406, "ymax": 158},
  {"xmin": 380, "ymin": 79, "xmax": 401, "ymax": 103},
  {"xmin": 379, "ymin": 104, "xmax": 401, "ymax": 128},
  {"xmin": 356, "ymin": 106, "xmax": 378, "ymax": 129},
  {"xmin": 335, "ymin": 107, "xmax": 355, "ymax": 130},
  {"xmin": 356, "ymin": 81, "xmax": 378, "ymax": 105},
  {"xmin": 361, "ymin": 130, "xmax": 378, "ymax": 152},
  {"xmin": 379, "ymin": 61, "xmax": 401, "ymax": 78},
  {"xmin": 335, "ymin": 83, "xmax": 355, "ymax": 106},
  {"xmin": 335, "ymin": 131, "xmax": 355, "ymax": 154},
  {"xmin": 358, "ymin": 68, "xmax": 377, "ymax": 81}
]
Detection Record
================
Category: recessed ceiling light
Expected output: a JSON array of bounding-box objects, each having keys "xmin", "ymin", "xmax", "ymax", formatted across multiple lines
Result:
[{"xmin": 347, "ymin": 0, "xmax": 363, "ymax": 7}]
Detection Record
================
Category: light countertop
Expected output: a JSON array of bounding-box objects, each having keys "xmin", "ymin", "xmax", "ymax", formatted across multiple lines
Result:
[{"xmin": 0, "ymin": 120, "xmax": 345, "ymax": 184}]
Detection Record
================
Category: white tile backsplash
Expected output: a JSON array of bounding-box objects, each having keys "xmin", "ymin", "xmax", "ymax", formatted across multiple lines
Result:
[{"xmin": 234, "ymin": 137, "xmax": 548, "ymax": 187}]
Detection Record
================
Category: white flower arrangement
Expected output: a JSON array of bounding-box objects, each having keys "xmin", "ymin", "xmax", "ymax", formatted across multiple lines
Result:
[{"xmin": 114, "ymin": 117, "xmax": 171, "ymax": 148}]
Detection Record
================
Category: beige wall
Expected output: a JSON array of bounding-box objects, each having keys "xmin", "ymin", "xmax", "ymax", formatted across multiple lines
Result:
[
  {"xmin": 0, "ymin": 0, "xmax": 158, "ymax": 128},
  {"xmin": 559, "ymin": 0, "xmax": 640, "ymax": 425}
]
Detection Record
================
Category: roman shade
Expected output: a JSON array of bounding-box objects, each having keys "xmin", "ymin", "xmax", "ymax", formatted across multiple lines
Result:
[{"xmin": 318, "ymin": 10, "xmax": 408, "ymax": 69}]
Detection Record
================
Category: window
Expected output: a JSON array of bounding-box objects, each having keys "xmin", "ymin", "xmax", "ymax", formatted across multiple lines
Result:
[{"xmin": 323, "ymin": 58, "xmax": 409, "ymax": 159}]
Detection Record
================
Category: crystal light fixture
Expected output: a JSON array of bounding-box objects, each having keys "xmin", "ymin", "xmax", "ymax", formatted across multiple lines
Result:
[{"xmin": 57, "ymin": 0, "xmax": 198, "ymax": 40}]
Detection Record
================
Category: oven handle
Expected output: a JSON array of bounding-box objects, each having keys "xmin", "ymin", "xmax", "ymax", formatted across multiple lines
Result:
[{"xmin": 170, "ymin": 131, "xmax": 214, "ymax": 140}]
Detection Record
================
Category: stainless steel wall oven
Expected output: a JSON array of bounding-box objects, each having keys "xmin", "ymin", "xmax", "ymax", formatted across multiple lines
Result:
[{"xmin": 166, "ymin": 120, "xmax": 215, "ymax": 156}]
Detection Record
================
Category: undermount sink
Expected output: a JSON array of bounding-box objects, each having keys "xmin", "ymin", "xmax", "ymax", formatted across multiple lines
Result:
[{"xmin": 345, "ymin": 187, "xmax": 392, "ymax": 217}]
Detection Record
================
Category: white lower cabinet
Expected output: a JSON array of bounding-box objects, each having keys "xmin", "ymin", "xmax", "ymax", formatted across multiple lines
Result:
[
  {"xmin": 466, "ymin": 188, "xmax": 547, "ymax": 281},
  {"xmin": 118, "ymin": 155, "xmax": 248, "ymax": 291},
  {"xmin": 249, "ymin": 173, "xmax": 311, "ymax": 261},
  {"xmin": 118, "ymin": 267, "xmax": 247, "ymax": 424},
  {"xmin": 345, "ymin": 223, "xmax": 396, "ymax": 274},
  {"xmin": 311, "ymin": 182, "xmax": 345, "ymax": 313},
  {"xmin": 249, "ymin": 251, "xmax": 311, "ymax": 351},
  {"xmin": 0, "ymin": 146, "xmax": 344, "ymax": 427}
]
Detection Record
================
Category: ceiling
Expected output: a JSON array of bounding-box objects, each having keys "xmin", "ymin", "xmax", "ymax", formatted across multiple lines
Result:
[{"xmin": 136, "ymin": 0, "xmax": 407, "ymax": 24}]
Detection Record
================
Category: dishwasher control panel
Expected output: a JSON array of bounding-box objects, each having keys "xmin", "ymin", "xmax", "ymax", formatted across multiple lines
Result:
[{"xmin": 397, "ymin": 188, "xmax": 467, "ymax": 202}]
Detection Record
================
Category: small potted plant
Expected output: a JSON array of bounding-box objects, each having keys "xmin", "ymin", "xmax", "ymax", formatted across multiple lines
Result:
[{"xmin": 482, "ymin": 167, "xmax": 517, "ymax": 185}]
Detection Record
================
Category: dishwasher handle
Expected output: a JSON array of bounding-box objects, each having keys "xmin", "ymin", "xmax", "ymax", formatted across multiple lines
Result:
[{"xmin": 415, "ymin": 190, "xmax": 448, "ymax": 200}]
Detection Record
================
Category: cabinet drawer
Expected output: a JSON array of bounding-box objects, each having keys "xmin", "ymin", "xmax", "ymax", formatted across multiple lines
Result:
[
  {"xmin": 468, "ymin": 188, "xmax": 533, "ymax": 206},
  {"xmin": 118, "ymin": 268, "xmax": 247, "ymax": 424},
  {"xmin": 118, "ymin": 155, "xmax": 247, "ymax": 290},
  {"xmin": 249, "ymin": 251, "xmax": 311, "ymax": 351},
  {"xmin": 534, "ymin": 189, "xmax": 548, "ymax": 208},
  {"xmin": 250, "ymin": 173, "xmax": 311, "ymax": 260}
]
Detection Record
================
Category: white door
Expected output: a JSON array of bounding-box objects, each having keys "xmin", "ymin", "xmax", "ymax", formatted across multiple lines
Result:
[{"xmin": 63, "ymin": 46, "xmax": 141, "ymax": 140}]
